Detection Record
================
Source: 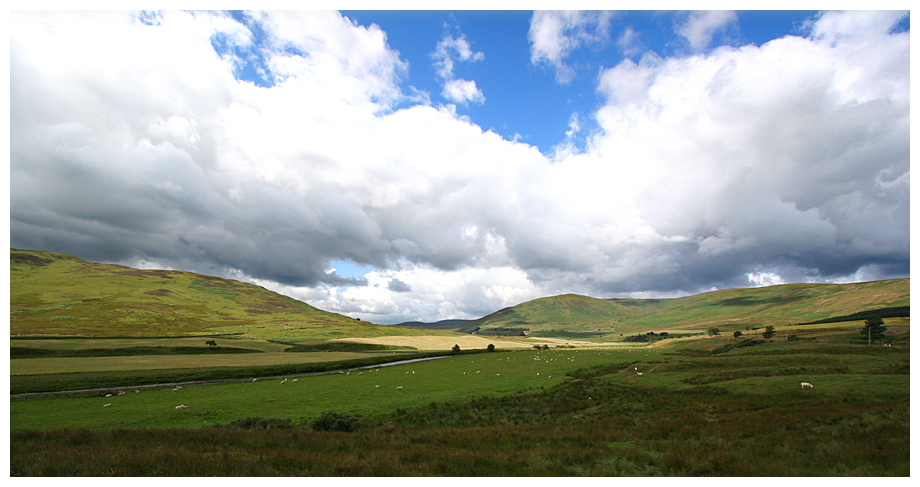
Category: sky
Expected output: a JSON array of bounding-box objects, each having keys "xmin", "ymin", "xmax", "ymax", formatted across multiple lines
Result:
[{"xmin": 8, "ymin": 9, "xmax": 911, "ymax": 324}]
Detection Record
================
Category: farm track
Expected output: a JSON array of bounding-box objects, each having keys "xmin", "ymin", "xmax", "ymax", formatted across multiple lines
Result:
[{"xmin": 10, "ymin": 355, "xmax": 450, "ymax": 399}]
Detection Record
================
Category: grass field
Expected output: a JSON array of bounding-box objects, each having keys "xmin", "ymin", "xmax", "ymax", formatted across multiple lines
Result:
[{"xmin": 10, "ymin": 328, "xmax": 909, "ymax": 475}]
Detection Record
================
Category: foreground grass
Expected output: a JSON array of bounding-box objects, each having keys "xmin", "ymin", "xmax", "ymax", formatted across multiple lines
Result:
[
  {"xmin": 11, "ymin": 351, "xmax": 908, "ymax": 476},
  {"xmin": 10, "ymin": 337, "xmax": 909, "ymax": 476}
]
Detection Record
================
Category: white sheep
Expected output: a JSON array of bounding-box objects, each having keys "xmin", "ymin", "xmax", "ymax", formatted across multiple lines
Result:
[
  {"xmin": 103, "ymin": 403, "xmax": 111, "ymax": 408},
  {"xmin": 175, "ymin": 405, "xmax": 188, "ymax": 409},
  {"xmin": 396, "ymin": 386, "xmax": 403, "ymax": 391},
  {"xmin": 801, "ymin": 382, "xmax": 814, "ymax": 388},
  {"xmin": 292, "ymin": 379, "xmax": 298, "ymax": 382}
]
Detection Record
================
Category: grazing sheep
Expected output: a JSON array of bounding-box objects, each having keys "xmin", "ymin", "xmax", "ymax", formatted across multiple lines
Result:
[
  {"xmin": 801, "ymin": 382, "xmax": 814, "ymax": 389},
  {"xmin": 637, "ymin": 372, "xmax": 643, "ymax": 376},
  {"xmin": 548, "ymin": 376, "xmax": 552, "ymax": 379},
  {"xmin": 175, "ymin": 405, "xmax": 188, "ymax": 409},
  {"xmin": 105, "ymin": 394, "xmax": 112, "ymax": 397},
  {"xmin": 253, "ymin": 379, "xmax": 257, "ymax": 382},
  {"xmin": 358, "ymin": 372, "xmax": 362, "ymax": 375},
  {"xmin": 117, "ymin": 391, "xmax": 125, "ymax": 396},
  {"xmin": 103, "ymin": 403, "xmax": 111, "ymax": 408},
  {"xmin": 396, "ymin": 386, "xmax": 403, "ymax": 391},
  {"xmin": 292, "ymin": 379, "xmax": 298, "ymax": 382},
  {"xmin": 375, "ymin": 385, "xmax": 380, "ymax": 388},
  {"xmin": 135, "ymin": 390, "xmax": 140, "ymax": 393}
]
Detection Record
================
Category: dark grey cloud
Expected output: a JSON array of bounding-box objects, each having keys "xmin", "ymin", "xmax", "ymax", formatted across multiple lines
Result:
[{"xmin": 9, "ymin": 11, "xmax": 910, "ymax": 324}]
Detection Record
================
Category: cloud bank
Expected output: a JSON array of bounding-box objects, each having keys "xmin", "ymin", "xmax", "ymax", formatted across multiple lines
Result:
[{"xmin": 10, "ymin": 11, "xmax": 909, "ymax": 324}]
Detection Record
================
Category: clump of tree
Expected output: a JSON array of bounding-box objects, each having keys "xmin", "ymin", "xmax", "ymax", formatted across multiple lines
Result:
[
  {"xmin": 487, "ymin": 344, "xmax": 495, "ymax": 352},
  {"xmin": 479, "ymin": 327, "xmax": 528, "ymax": 336},
  {"xmin": 861, "ymin": 317, "xmax": 887, "ymax": 345},
  {"xmin": 733, "ymin": 331, "xmax": 742, "ymax": 338},
  {"xmin": 452, "ymin": 344, "xmax": 461, "ymax": 354},
  {"xmin": 625, "ymin": 331, "xmax": 669, "ymax": 343},
  {"xmin": 707, "ymin": 327, "xmax": 721, "ymax": 336},
  {"xmin": 762, "ymin": 325, "xmax": 776, "ymax": 339}
]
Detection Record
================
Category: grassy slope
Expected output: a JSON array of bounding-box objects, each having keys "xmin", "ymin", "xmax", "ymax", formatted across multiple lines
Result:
[
  {"xmin": 10, "ymin": 249, "xmax": 443, "ymax": 341},
  {"xmin": 469, "ymin": 279, "xmax": 910, "ymax": 336}
]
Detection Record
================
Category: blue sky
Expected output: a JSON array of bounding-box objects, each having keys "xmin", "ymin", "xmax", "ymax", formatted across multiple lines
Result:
[
  {"xmin": 219, "ymin": 10, "xmax": 832, "ymax": 156},
  {"xmin": 10, "ymin": 10, "xmax": 911, "ymax": 323}
]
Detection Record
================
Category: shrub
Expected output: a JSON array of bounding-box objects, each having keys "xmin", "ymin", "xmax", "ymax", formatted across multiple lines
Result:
[
  {"xmin": 311, "ymin": 411, "xmax": 359, "ymax": 432},
  {"xmin": 487, "ymin": 344, "xmax": 495, "ymax": 352},
  {"xmin": 452, "ymin": 344, "xmax": 461, "ymax": 354},
  {"xmin": 225, "ymin": 417, "xmax": 293, "ymax": 430},
  {"xmin": 733, "ymin": 331, "xmax": 742, "ymax": 339},
  {"xmin": 762, "ymin": 326, "xmax": 776, "ymax": 339}
]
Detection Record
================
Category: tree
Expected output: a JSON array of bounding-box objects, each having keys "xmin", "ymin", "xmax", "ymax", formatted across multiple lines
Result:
[
  {"xmin": 707, "ymin": 327, "xmax": 721, "ymax": 336},
  {"xmin": 861, "ymin": 317, "xmax": 887, "ymax": 345},
  {"xmin": 452, "ymin": 344, "xmax": 461, "ymax": 354},
  {"xmin": 733, "ymin": 331, "xmax": 742, "ymax": 339},
  {"xmin": 542, "ymin": 344, "xmax": 550, "ymax": 350},
  {"xmin": 205, "ymin": 340, "xmax": 217, "ymax": 348},
  {"xmin": 487, "ymin": 343, "xmax": 495, "ymax": 352},
  {"xmin": 762, "ymin": 325, "xmax": 776, "ymax": 339}
]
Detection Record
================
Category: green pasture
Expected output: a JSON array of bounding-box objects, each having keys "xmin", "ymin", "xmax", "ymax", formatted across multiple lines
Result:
[{"xmin": 10, "ymin": 348, "xmax": 659, "ymax": 431}]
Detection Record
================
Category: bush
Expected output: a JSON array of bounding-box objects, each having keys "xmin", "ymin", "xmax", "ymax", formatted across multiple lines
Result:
[
  {"xmin": 762, "ymin": 325, "xmax": 776, "ymax": 339},
  {"xmin": 225, "ymin": 417, "xmax": 293, "ymax": 430},
  {"xmin": 311, "ymin": 411, "xmax": 359, "ymax": 432},
  {"xmin": 487, "ymin": 344, "xmax": 495, "ymax": 352},
  {"xmin": 452, "ymin": 344, "xmax": 461, "ymax": 354}
]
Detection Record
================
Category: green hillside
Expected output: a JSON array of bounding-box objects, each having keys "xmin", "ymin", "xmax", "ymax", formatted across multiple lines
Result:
[
  {"xmin": 9, "ymin": 249, "xmax": 439, "ymax": 340},
  {"xmin": 469, "ymin": 279, "xmax": 910, "ymax": 337}
]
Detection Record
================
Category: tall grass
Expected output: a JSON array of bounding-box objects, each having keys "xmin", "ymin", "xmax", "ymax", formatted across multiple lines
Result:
[{"xmin": 10, "ymin": 343, "xmax": 910, "ymax": 476}]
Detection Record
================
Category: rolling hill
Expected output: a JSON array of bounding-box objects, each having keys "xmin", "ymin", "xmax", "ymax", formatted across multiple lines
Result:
[
  {"xmin": 9, "ymin": 249, "xmax": 444, "ymax": 341},
  {"xmin": 467, "ymin": 279, "xmax": 910, "ymax": 337}
]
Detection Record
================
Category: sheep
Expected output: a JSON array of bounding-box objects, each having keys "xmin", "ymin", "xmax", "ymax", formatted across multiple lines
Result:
[
  {"xmin": 396, "ymin": 386, "xmax": 403, "ymax": 391},
  {"xmin": 103, "ymin": 403, "xmax": 111, "ymax": 408},
  {"xmin": 375, "ymin": 385, "xmax": 380, "ymax": 388},
  {"xmin": 117, "ymin": 391, "xmax": 125, "ymax": 396},
  {"xmin": 252, "ymin": 379, "xmax": 257, "ymax": 382},
  {"xmin": 105, "ymin": 394, "xmax": 113, "ymax": 397},
  {"xmin": 801, "ymin": 382, "xmax": 814, "ymax": 388},
  {"xmin": 637, "ymin": 372, "xmax": 643, "ymax": 376},
  {"xmin": 292, "ymin": 379, "xmax": 298, "ymax": 382},
  {"xmin": 175, "ymin": 405, "xmax": 188, "ymax": 409},
  {"xmin": 135, "ymin": 390, "xmax": 140, "ymax": 393}
]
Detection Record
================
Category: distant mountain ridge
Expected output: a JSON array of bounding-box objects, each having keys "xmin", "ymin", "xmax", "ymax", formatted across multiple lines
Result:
[
  {"xmin": 393, "ymin": 319, "xmax": 474, "ymax": 331},
  {"xmin": 465, "ymin": 279, "xmax": 910, "ymax": 336},
  {"xmin": 9, "ymin": 249, "xmax": 437, "ymax": 340}
]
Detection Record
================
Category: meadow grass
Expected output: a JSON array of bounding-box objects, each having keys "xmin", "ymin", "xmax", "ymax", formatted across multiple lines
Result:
[{"xmin": 10, "ymin": 339, "xmax": 909, "ymax": 476}]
